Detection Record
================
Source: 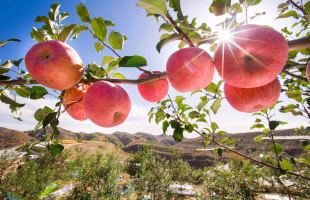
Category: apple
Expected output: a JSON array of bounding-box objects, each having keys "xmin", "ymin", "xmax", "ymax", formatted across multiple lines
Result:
[
  {"xmin": 307, "ymin": 62, "xmax": 310, "ymax": 82},
  {"xmin": 82, "ymin": 81, "xmax": 131, "ymax": 127},
  {"xmin": 166, "ymin": 47, "xmax": 214, "ymax": 92},
  {"xmin": 63, "ymin": 84, "xmax": 89, "ymax": 121},
  {"xmin": 224, "ymin": 78, "xmax": 281, "ymax": 113},
  {"xmin": 214, "ymin": 24, "xmax": 288, "ymax": 88},
  {"xmin": 24, "ymin": 40, "xmax": 84, "ymax": 90},
  {"xmin": 137, "ymin": 71, "xmax": 169, "ymax": 102}
]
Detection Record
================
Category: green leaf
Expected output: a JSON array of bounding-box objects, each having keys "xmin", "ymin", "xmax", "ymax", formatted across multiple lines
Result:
[
  {"xmin": 0, "ymin": 90, "xmax": 25, "ymax": 107},
  {"xmin": 248, "ymin": 0, "xmax": 262, "ymax": 6},
  {"xmin": 50, "ymin": 118, "xmax": 60, "ymax": 135},
  {"xmin": 250, "ymin": 124, "xmax": 265, "ymax": 129},
  {"xmin": 58, "ymin": 12, "xmax": 70, "ymax": 23},
  {"xmin": 197, "ymin": 100, "xmax": 208, "ymax": 112},
  {"xmin": 191, "ymin": 89, "xmax": 202, "ymax": 96},
  {"xmin": 290, "ymin": 157, "xmax": 296, "ymax": 165},
  {"xmin": 254, "ymin": 135, "xmax": 265, "ymax": 143},
  {"xmin": 101, "ymin": 56, "xmax": 116, "ymax": 67},
  {"xmin": 263, "ymin": 128, "xmax": 269, "ymax": 134},
  {"xmin": 30, "ymin": 27, "xmax": 48, "ymax": 43},
  {"xmin": 94, "ymin": 42, "xmax": 105, "ymax": 53},
  {"xmin": 58, "ymin": 24, "xmax": 77, "ymax": 43},
  {"xmin": 0, "ymin": 60, "xmax": 13, "ymax": 74},
  {"xmin": 169, "ymin": 0, "xmax": 184, "ymax": 20},
  {"xmin": 178, "ymin": 40, "xmax": 187, "ymax": 49},
  {"xmin": 34, "ymin": 106, "xmax": 53, "ymax": 122},
  {"xmin": 296, "ymin": 158, "xmax": 310, "ymax": 166},
  {"xmin": 42, "ymin": 112, "xmax": 58, "ymax": 129},
  {"xmin": 277, "ymin": 3, "xmax": 289, "ymax": 8},
  {"xmin": 50, "ymin": 144, "xmax": 64, "ymax": 157},
  {"xmin": 173, "ymin": 126, "xmax": 184, "ymax": 142},
  {"xmin": 119, "ymin": 55, "xmax": 147, "ymax": 67},
  {"xmin": 0, "ymin": 75, "xmax": 11, "ymax": 81},
  {"xmin": 156, "ymin": 33, "xmax": 183, "ymax": 53},
  {"xmin": 209, "ymin": 0, "xmax": 231, "ymax": 16},
  {"xmin": 108, "ymin": 30, "xmax": 124, "ymax": 50},
  {"xmin": 136, "ymin": 0, "xmax": 167, "ymax": 16},
  {"xmin": 15, "ymin": 85, "xmax": 32, "ymax": 98},
  {"xmin": 76, "ymin": 3, "xmax": 90, "ymax": 23},
  {"xmin": 104, "ymin": 20, "xmax": 115, "ymax": 27},
  {"xmin": 106, "ymin": 58, "xmax": 121, "ymax": 72},
  {"xmin": 270, "ymin": 143, "xmax": 283, "ymax": 154},
  {"xmin": 211, "ymin": 122, "xmax": 219, "ymax": 133},
  {"xmin": 286, "ymin": 91, "xmax": 302, "ymax": 102},
  {"xmin": 250, "ymin": 11, "xmax": 266, "ymax": 21},
  {"xmin": 281, "ymin": 159, "xmax": 292, "ymax": 171},
  {"xmin": 48, "ymin": 3, "xmax": 60, "ymax": 21},
  {"xmin": 303, "ymin": 144, "xmax": 310, "ymax": 151},
  {"xmin": 175, "ymin": 96, "xmax": 185, "ymax": 107},
  {"xmin": 0, "ymin": 38, "xmax": 21, "ymax": 47},
  {"xmin": 34, "ymin": 16, "xmax": 55, "ymax": 36},
  {"xmin": 10, "ymin": 105, "xmax": 22, "ymax": 121},
  {"xmin": 148, "ymin": 112, "xmax": 154, "ymax": 123},
  {"xmin": 30, "ymin": 86, "xmax": 48, "ymax": 99},
  {"xmin": 204, "ymin": 82, "xmax": 217, "ymax": 93},
  {"xmin": 112, "ymin": 73, "xmax": 125, "ymax": 79},
  {"xmin": 276, "ymin": 10, "xmax": 298, "ymax": 19},
  {"xmin": 160, "ymin": 33, "xmax": 170, "ymax": 41},
  {"xmin": 211, "ymin": 98, "xmax": 223, "ymax": 114},
  {"xmin": 162, "ymin": 120, "xmax": 169, "ymax": 134},
  {"xmin": 71, "ymin": 25, "xmax": 88, "ymax": 40},
  {"xmin": 159, "ymin": 23, "xmax": 174, "ymax": 32},
  {"xmin": 91, "ymin": 17, "xmax": 107, "ymax": 42},
  {"xmin": 188, "ymin": 111, "xmax": 200, "ymax": 119},
  {"xmin": 217, "ymin": 148, "xmax": 223, "ymax": 157},
  {"xmin": 204, "ymin": 139, "xmax": 211, "ymax": 146},
  {"xmin": 269, "ymin": 121, "xmax": 282, "ymax": 130}
]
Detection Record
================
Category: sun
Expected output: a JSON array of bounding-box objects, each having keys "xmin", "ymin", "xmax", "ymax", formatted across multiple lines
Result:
[{"xmin": 218, "ymin": 30, "xmax": 231, "ymax": 41}]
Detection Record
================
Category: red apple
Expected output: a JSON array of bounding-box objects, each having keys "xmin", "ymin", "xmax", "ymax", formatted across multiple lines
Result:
[
  {"xmin": 307, "ymin": 62, "xmax": 310, "ymax": 82},
  {"xmin": 224, "ymin": 78, "xmax": 281, "ymax": 113},
  {"xmin": 137, "ymin": 71, "xmax": 169, "ymax": 102},
  {"xmin": 166, "ymin": 47, "xmax": 214, "ymax": 92},
  {"xmin": 82, "ymin": 81, "xmax": 131, "ymax": 127},
  {"xmin": 214, "ymin": 24, "xmax": 288, "ymax": 88},
  {"xmin": 63, "ymin": 84, "xmax": 89, "ymax": 121},
  {"xmin": 25, "ymin": 40, "xmax": 84, "ymax": 90}
]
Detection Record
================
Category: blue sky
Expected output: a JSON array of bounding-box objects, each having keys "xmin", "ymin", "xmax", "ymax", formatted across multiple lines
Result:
[{"xmin": 0, "ymin": 0, "xmax": 308, "ymax": 138}]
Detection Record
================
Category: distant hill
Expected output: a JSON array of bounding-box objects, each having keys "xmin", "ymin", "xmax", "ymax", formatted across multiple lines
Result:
[{"xmin": 0, "ymin": 127, "xmax": 36, "ymax": 149}]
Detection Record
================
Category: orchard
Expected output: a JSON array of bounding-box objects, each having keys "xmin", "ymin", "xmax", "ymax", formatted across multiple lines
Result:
[{"xmin": 1, "ymin": 0, "xmax": 310, "ymax": 197}]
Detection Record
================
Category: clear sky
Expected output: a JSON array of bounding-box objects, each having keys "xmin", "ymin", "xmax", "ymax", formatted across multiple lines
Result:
[{"xmin": 0, "ymin": 0, "xmax": 308, "ymax": 138}]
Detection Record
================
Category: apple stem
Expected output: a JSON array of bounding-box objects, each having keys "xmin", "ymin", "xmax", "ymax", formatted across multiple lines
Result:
[{"xmin": 137, "ymin": 67, "xmax": 153, "ymax": 76}]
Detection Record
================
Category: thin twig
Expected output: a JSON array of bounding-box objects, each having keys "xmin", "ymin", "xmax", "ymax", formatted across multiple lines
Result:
[{"xmin": 288, "ymin": 0, "xmax": 306, "ymax": 15}]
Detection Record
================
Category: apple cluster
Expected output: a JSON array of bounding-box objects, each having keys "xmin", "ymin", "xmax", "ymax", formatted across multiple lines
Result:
[{"xmin": 24, "ymin": 24, "xmax": 291, "ymax": 128}]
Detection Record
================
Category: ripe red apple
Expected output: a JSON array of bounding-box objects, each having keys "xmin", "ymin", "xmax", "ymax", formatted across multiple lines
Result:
[
  {"xmin": 306, "ymin": 62, "xmax": 310, "ymax": 82},
  {"xmin": 166, "ymin": 47, "xmax": 214, "ymax": 92},
  {"xmin": 214, "ymin": 24, "xmax": 288, "ymax": 88},
  {"xmin": 82, "ymin": 81, "xmax": 131, "ymax": 127},
  {"xmin": 25, "ymin": 40, "xmax": 84, "ymax": 90},
  {"xmin": 224, "ymin": 78, "xmax": 281, "ymax": 113},
  {"xmin": 137, "ymin": 71, "xmax": 169, "ymax": 102},
  {"xmin": 63, "ymin": 84, "xmax": 89, "ymax": 121}
]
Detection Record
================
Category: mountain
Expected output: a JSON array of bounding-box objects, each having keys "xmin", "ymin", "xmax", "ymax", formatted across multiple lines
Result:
[
  {"xmin": 0, "ymin": 127, "xmax": 36, "ymax": 149},
  {"xmin": 25, "ymin": 127, "xmax": 77, "ymax": 140}
]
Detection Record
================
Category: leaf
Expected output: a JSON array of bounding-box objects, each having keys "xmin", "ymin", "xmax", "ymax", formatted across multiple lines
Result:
[
  {"xmin": 248, "ymin": 0, "xmax": 262, "ymax": 6},
  {"xmin": 159, "ymin": 23, "xmax": 174, "ymax": 32},
  {"xmin": 160, "ymin": 33, "xmax": 170, "ymax": 41},
  {"xmin": 48, "ymin": 3, "xmax": 60, "ymax": 21},
  {"xmin": 250, "ymin": 124, "xmax": 265, "ymax": 129},
  {"xmin": 185, "ymin": 124, "xmax": 194, "ymax": 133},
  {"xmin": 276, "ymin": 10, "xmax": 298, "ymax": 19},
  {"xmin": 188, "ymin": 111, "xmax": 200, "ymax": 119},
  {"xmin": 269, "ymin": 121, "xmax": 280, "ymax": 130},
  {"xmin": 58, "ymin": 24, "xmax": 77, "ymax": 43},
  {"xmin": 211, "ymin": 98, "xmax": 223, "ymax": 114},
  {"xmin": 277, "ymin": 3, "xmax": 289, "ymax": 8},
  {"xmin": 0, "ymin": 38, "xmax": 21, "ymax": 47},
  {"xmin": 10, "ymin": 105, "xmax": 22, "ymax": 121},
  {"xmin": 148, "ymin": 113, "xmax": 154, "ymax": 123},
  {"xmin": 270, "ymin": 143, "xmax": 283, "ymax": 154},
  {"xmin": 30, "ymin": 86, "xmax": 48, "ymax": 99},
  {"xmin": 50, "ymin": 118, "xmax": 60, "ymax": 135},
  {"xmin": 211, "ymin": 122, "xmax": 219, "ymax": 133},
  {"xmin": 108, "ymin": 30, "xmax": 124, "ymax": 50},
  {"xmin": 91, "ymin": 17, "xmax": 107, "ymax": 42},
  {"xmin": 71, "ymin": 25, "xmax": 88, "ymax": 40},
  {"xmin": 191, "ymin": 89, "xmax": 202, "ymax": 96},
  {"xmin": 197, "ymin": 100, "xmax": 208, "ymax": 112},
  {"xmin": 34, "ymin": 106, "xmax": 53, "ymax": 122},
  {"xmin": 296, "ymin": 158, "xmax": 310, "ymax": 166},
  {"xmin": 119, "ymin": 55, "xmax": 147, "ymax": 67},
  {"xmin": 15, "ymin": 85, "xmax": 31, "ymax": 98},
  {"xmin": 34, "ymin": 16, "xmax": 55, "ymax": 36},
  {"xmin": 304, "ymin": 144, "xmax": 310, "ymax": 151},
  {"xmin": 0, "ymin": 90, "xmax": 25, "ymax": 107},
  {"xmin": 104, "ymin": 20, "xmax": 115, "ymax": 27},
  {"xmin": 58, "ymin": 12, "xmax": 70, "ymax": 23},
  {"xmin": 173, "ymin": 126, "xmax": 184, "ymax": 142},
  {"xmin": 136, "ymin": 0, "xmax": 167, "ymax": 16},
  {"xmin": 290, "ymin": 157, "xmax": 296, "ymax": 165},
  {"xmin": 30, "ymin": 27, "xmax": 47, "ymax": 43},
  {"xmin": 204, "ymin": 139, "xmax": 211, "ymax": 146},
  {"xmin": 42, "ymin": 112, "xmax": 58, "ymax": 129},
  {"xmin": 204, "ymin": 82, "xmax": 217, "ymax": 93},
  {"xmin": 76, "ymin": 3, "xmax": 90, "ymax": 23},
  {"xmin": 217, "ymin": 148, "xmax": 223, "ymax": 157},
  {"xmin": 112, "ymin": 73, "xmax": 125, "ymax": 79},
  {"xmin": 0, "ymin": 60, "xmax": 13, "ymax": 74},
  {"xmin": 50, "ymin": 144, "xmax": 64, "ymax": 156},
  {"xmin": 156, "ymin": 33, "xmax": 183, "ymax": 53},
  {"xmin": 94, "ymin": 42, "xmax": 105, "ymax": 53},
  {"xmin": 178, "ymin": 40, "xmax": 187, "ymax": 49},
  {"xmin": 286, "ymin": 91, "xmax": 302, "ymax": 102},
  {"xmin": 263, "ymin": 128, "xmax": 269, "ymax": 134},
  {"xmin": 0, "ymin": 75, "xmax": 11, "ymax": 81},
  {"xmin": 209, "ymin": 0, "xmax": 231, "ymax": 16},
  {"xmin": 169, "ymin": 0, "xmax": 184, "ymax": 20},
  {"xmin": 250, "ymin": 12, "xmax": 266, "ymax": 21},
  {"xmin": 254, "ymin": 135, "xmax": 265, "ymax": 143},
  {"xmin": 281, "ymin": 159, "xmax": 292, "ymax": 171},
  {"xmin": 175, "ymin": 96, "xmax": 185, "ymax": 107},
  {"xmin": 101, "ymin": 56, "xmax": 116, "ymax": 67},
  {"xmin": 162, "ymin": 120, "xmax": 169, "ymax": 134}
]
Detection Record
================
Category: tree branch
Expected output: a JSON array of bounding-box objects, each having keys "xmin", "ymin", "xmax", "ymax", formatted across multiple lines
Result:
[
  {"xmin": 165, "ymin": 12, "xmax": 195, "ymax": 47},
  {"xmin": 281, "ymin": 70, "xmax": 308, "ymax": 82},
  {"xmin": 288, "ymin": 36, "xmax": 310, "ymax": 51},
  {"xmin": 288, "ymin": 0, "xmax": 306, "ymax": 15}
]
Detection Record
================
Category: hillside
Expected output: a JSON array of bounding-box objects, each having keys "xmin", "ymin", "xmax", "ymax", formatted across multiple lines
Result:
[{"xmin": 0, "ymin": 127, "xmax": 36, "ymax": 149}]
